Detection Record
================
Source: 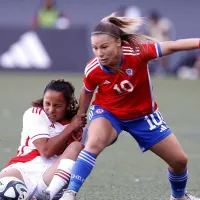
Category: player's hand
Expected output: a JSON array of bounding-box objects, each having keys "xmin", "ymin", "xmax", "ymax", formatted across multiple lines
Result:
[
  {"xmin": 72, "ymin": 129, "xmax": 83, "ymax": 141},
  {"xmin": 70, "ymin": 113, "xmax": 87, "ymax": 131}
]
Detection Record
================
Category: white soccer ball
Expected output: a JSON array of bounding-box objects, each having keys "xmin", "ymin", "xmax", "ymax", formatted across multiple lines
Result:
[{"xmin": 0, "ymin": 176, "xmax": 28, "ymax": 200}]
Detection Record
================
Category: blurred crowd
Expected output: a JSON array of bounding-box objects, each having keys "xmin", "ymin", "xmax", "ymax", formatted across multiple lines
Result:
[
  {"xmin": 32, "ymin": 0, "xmax": 71, "ymax": 30},
  {"xmin": 3, "ymin": 0, "xmax": 198, "ymax": 79},
  {"xmin": 113, "ymin": 5, "xmax": 200, "ymax": 79}
]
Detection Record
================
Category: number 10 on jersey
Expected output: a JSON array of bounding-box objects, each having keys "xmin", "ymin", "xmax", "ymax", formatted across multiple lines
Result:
[{"xmin": 113, "ymin": 80, "xmax": 134, "ymax": 94}]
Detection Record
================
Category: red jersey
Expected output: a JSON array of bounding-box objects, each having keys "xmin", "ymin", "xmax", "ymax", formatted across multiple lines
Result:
[{"xmin": 84, "ymin": 42, "xmax": 162, "ymax": 120}]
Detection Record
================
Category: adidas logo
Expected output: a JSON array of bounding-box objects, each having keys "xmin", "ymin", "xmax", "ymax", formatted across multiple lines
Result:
[
  {"xmin": 103, "ymin": 80, "xmax": 111, "ymax": 84},
  {"xmin": 160, "ymin": 125, "xmax": 167, "ymax": 132},
  {"xmin": 0, "ymin": 31, "xmax": 52, "ymax": 69},
  {"xmin": 50, "ymin": 123, "xmax": 55, "ymax": 128}
]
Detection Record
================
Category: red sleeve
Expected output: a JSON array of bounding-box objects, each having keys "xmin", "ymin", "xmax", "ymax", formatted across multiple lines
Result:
[
  {"xmin": 140, "ymin": 43, "xmax": 162, "ymax": 62},
  {"xmin": 83, "ymin": 59, "xmax": 99, "ymax": 92},
  {"xmin": 83, "ymin": 73, "xmax": 98, "ymax": 92}
]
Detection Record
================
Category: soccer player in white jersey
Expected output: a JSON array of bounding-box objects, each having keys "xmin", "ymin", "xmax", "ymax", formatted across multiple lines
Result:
[{"xmin": 0, "ymin": 79, "xmax": 87, "ymax": 200}]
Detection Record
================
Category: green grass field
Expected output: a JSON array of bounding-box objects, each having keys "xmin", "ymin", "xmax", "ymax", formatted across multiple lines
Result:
[{"xmin": 0, "ymin": 72, "xmax": 199, "ymax": 200}]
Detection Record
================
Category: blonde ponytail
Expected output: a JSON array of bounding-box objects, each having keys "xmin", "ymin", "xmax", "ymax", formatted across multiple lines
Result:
[
  {"xmin": 101, "ymin": 15, "xmax": 157, "ymax": 45},
  {"xmin": 101, "ymin": 15, "xmax": 144, "ymax": 34}
]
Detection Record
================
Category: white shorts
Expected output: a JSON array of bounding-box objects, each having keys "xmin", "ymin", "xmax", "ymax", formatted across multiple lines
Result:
[{"xmin": 2, "ymin": 156, "xmax": 58, "ymax": 199}]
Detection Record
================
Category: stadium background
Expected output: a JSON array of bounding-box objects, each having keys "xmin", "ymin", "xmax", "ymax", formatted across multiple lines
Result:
[{"xmin": 0, "ymin": 1, "xmax": 200, "ymax": 199}]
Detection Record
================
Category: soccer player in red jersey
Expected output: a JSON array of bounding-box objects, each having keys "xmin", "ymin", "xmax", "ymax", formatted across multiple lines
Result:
[{"xmin": 61, "ymin": 15, "xmax": 200, "ymax": 200}]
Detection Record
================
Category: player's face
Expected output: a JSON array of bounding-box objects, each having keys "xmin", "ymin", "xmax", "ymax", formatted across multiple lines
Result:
[
  {"xmin": 43, "ymin": 90, "xmax": 68, "ymax": 123},
  {"xmin": 91, "ymin": 34, "xmax": 121, "ymax": 66}
]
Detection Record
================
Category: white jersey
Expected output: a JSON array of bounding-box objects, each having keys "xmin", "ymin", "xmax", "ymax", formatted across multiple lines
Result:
[
  {"xmin": 2, "ymin": 107, "xmax": 86, "ymax": 199},
  {"xmin": 8, "ymin": 107, "xmax": 70, "ymax": 165}
]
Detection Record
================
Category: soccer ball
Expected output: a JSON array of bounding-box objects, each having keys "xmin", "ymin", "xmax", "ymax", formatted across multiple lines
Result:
[{"xmin": 0, "ymin": 176, "xmax": 28, "ymax": 200}]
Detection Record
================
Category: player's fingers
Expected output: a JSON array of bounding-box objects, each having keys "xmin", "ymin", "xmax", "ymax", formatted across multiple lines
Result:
[
  {"xmin": 78, "ymin": 113, "xmax": 87, "ymax": 118},
  {"xmin": 80, "ymin": 121, "xmax": 86, "ymax": 128}
]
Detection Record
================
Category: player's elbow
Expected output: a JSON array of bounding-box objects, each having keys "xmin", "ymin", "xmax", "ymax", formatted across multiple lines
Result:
[
  {"xmin": 39, "ymin": 147, "xmax": 54, "ymax": 158},
  {"xmin": 42, "ymin": 152, "xmax": 52, "ymax": 159}
]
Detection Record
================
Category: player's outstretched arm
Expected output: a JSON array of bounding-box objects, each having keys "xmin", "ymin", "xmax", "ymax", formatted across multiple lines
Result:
[
  {"xmin": 78, "ymin": 86, "xmax": 94, "ymax": 114},
  {"xmin": 160, "ymin": 38, "xmax": 200, "ymax": 56}
]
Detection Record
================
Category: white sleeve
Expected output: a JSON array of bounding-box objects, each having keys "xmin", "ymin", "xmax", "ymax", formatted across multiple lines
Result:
[{"xmin": 23, "ymin": 108, "xmax": 50, "ymax": 143}]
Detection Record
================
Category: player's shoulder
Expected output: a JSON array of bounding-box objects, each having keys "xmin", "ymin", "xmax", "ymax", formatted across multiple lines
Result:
[
  {"xmin": 122, "ymin": 42, "xmax": 157, "ymax": 58},
  {"xmin": 84, "ymin": 57, "xmax": 100, "ymax": 77},
  {"xmin": 122, "ymin": 42, "xmax": 140, "ymax": 56},
  {"xmin": 23, "ymin": 107, "xmax": 46, "ymax": 119},
  {"xmin": 86, "ymin": 57, "xmax": 99, "ymax": 68}
]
